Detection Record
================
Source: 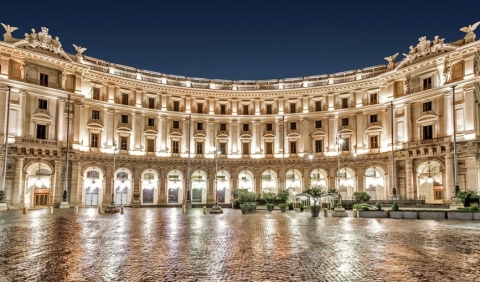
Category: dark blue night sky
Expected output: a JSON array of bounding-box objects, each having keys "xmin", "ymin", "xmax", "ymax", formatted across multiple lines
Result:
[{"xmin": 1, "ymin": 1, "xmax": 479, "ymax": 80}]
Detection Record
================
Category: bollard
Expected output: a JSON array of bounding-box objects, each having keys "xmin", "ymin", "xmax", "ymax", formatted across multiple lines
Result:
[
  {"xmin": 49, "ymin": 206, "xmax": 53, "ymax": 214},
  {"xmin": 323, "ymin": 208, "xmax": 328, "ymax": 217},
  {"xmin": 120, "ymin": 206, "xmax": 124, "ymax": 214},
  {"xmin": 74, "ymin": 206, "xmax": 78, "ymax": 213},
  {"xmin": 182, "ymin": 205, "xmax": 186, "ymax": 214},
  {"xmin": 203, "ymin": 206, "xmax": 207, "ymax": 214},
  {"xmin": 98, "ymin": 206, "xmax": 102, "ymax": 214},
  {"xmin": 23, "ymin": 207, "xmax": 27, "ymax": 214},
  {"xmin": 353, "ymin": 209, "xmax": 358, "ymax": 218}
]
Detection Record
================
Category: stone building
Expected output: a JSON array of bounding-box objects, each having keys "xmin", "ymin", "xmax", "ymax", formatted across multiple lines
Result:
[{"xmin": 0, "ymin": 22, "xmax": 480, "ymax": 209}]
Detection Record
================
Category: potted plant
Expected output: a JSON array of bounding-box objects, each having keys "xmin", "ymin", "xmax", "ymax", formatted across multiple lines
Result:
[
  {"xmin": 279, "ymin": 203, "xmax": 288, "ymax": 212},
  {"xmin": 266, "ymin": 203, "xmax": 275, "ymax": 211},
  {"xmin": 356, "ymin": 203, "xmax": 387, "ymax": 218},
  {"xmin": 304, "ymin": 186, "xmax": 325, "ymax": 217},
  {"xmin": 388, "ymin": 202, "xmax": 403, "ymax": 219},
  {"xmin": 352, "ymin": 191, "xmax": 371, "ymax": 203},
  {"xmin": 455, "ymin": 190, "xmax": 480, "ymax": 207},
  {"xmin": 240, "ymin": 203, "xmax": 250, "ymax": 215},
  {"xmin": 288, "ymin": 203, "xmax": 294, "ymax": 210},
  {"xmin": 300, "ymin": 203, "xmax": 304, "ymax": 212}
]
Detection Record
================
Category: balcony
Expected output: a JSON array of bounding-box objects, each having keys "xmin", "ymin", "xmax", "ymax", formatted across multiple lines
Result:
[
  {"xmin": 27, "ymin": 78, "xmax": 60, "ymax": 89},
  {"xmin": 21, "ymin": 138, "xmax": 58, "ymax": 147},
  {"xmin": 402, "ymin": 136, "xmax": 451, "ymax": 148}
]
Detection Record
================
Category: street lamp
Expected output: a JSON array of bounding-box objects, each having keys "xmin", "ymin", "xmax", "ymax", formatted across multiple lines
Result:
[
  {"xmin": 451, "ymin": 85, "xmax": 460, "ymax": 195},
  {"xmin": 336, "ymin": 132, "xmax": 343, "ymax": 192},
  {"xmin": 105, "ymin": 140, "xmax": 119, "ymax": 213},
  {"xmin": 0, "ymin": 86, "xmax": 12, "ymax": 210},
  {"xmin": 60, "ymin": 94, "xmax": 71, "ymax": 208}
]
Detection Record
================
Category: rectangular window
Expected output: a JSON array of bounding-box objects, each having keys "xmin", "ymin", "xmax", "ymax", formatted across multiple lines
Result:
[
  {"xmin": 148, "ymin": 118, "xmax": 155, "ymax": 127},
  {"xmin": 243, "ymin": 104, "xmax": 249, "ymax": 115},
  {"xmin": 370, "ymin": 93, "xmax": 378, "ymax": 104},
  {"xmin": 341, "ymin": 97, "xmax": 349, "ymax": 109},
  {"xmin": 36, "ymin": 124, "xmax": 47, "ymax": 140},
  {"xmin": 120, "ymin": 137, "xmax": 128, "ymax": 150},
  {"xmin": 290, "ymin": 103, "xmax": 296, "ymax": 113},
  {"xmin": 370, "ymin": 114, "xmax": 378, "ymax": 123},
  {"xmin": 197, "ymin": 122, "xmax": 203, "ymax": 131},
  {"xmin": 242, "ymin": 142, "xmax": 250, "ymax": 155},
  {"xmin": 290, "ymin": 141, "xmax": 297, "ymax": 154},
  {"xmin": 147, "ymin": 139, "xmax": 155, "ymax": 152},
  {"xmin": 266, "ymin": 123, "xmax": 273, "ymax": 131},
  {"xmin": 92, "ymin": 110, "xmax": 100, "ymax": 120},
  {"xmin": 315, "ymin": 120, "xmax": 322, "ymax": 129},
  {"xmin": 122, "ymin": 93, "xmax": 129, "ymax": 105},
  {"xmin": 172, "ymin": 141, "xmax": 179, "ymax": 153},
  {"xmin": 423, "ymin": 101, "xmax": 432, "ymax": 112},
  {"xmin": 434, "ymin": 190, "xmax": 443, "ymax": 200},
  {"xmin": 220, "ymin": 104, "xmax": 226, "ymax": 114},
  {"xmin": 196, "ymin": 142, "xmax": 203, "ymax": 154},
  {"xmin": 172, "ymin": 120, "xmax": 180, "ymax": 129},
  {"xmin": 266, "ymin": 104, "xmax": 272, "ymax": 114},
  {"xmin": 219, "ymin": 123, "xmax": 227, "ymax": 131},
  {"xmin": 315, "ymin": 101, "xmax": 322, "ymax": 111},
  {"xmin": 341, "ymin": 117, "xmax": 349, "ymax": 126},
  {"xmin": 290, "ymin": 122, "xmax": 297, "ymax": 130},
  {"xmin": 173, "ymin": 101, "xmax": 180, "ymax": 111},
  {"xmin": 369, "ymin": 135, "xmax": 379, "ymax": 149},
  {"xmin": 265, "ymin": 142, "xmax": 273, "ymax": 154},
  {"xmin": 340, "ymin": 138, "xmax": 349, "ymax": 151},
  {"xmin": 91, "ymin": 133, "xmax": 99, "ymax": 148},
  {"xmin": 39, "ymin": 73, "xmax": 48, "ymax": 86},
  {"xmin": 92, "ymin": 88, "xmax": 100, "ymax": 100},
  {"xmin": 243, "ymin": 123, "xmax": 249, "ymax": 132},
  {"xmin": 121, "ymin": 114, "xmax": 129, "ymax": 124},
  {"xmin": 423, "ymin": 125, "xmax": 433, "ymax": 140},
  {"xmin": 423, "ymin": 77, "xmax": 432, "ymax": 90},
  {"xmin": 148, "ymin": 97, "xmax": 155, "ymax": 109},
  {"xmin": 315, "ymin": 140, "xmax": 323, "ymax": 153},
  {"xmin": 38, "ymin": 99, "xmax": 48, "ymax": 110},
  {"xmin": 219, "ymin": 142, "xmax": 226, "ymax": 155},
  {"xmin": 394, "ymin": 81, "xmax": 404, "ymax": 96},
  {"xmin": 197, "ymin": 103, "xmax": 203, "ymax": 114}
]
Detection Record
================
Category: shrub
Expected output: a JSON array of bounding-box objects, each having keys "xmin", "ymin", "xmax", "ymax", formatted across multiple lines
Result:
[
  {"xmin": 263, "ymin": 193, "xmax": 277, "ymax": 204},
  {"xmin": 353, "ymin": 203, "xmax": 370, "ymax": 210},
  {"xmin": 391, "ymin": 202, "xmax": 399, "ymax": 211},
  {"xmin": 277, "ymin": 191, "xmax": 290, "ymax": 204},
  {"xmin": 279, "ymin": 203, "xmax": 288, "ymax": 210},
  {"xmin": 375, "ymin": 202, "xmax": 382, "ymax": 210},
  {"xmin": 266, "ymin": 203, "xmax": 275, "ymax": 210},
  {"xmin": 353, "ymin": 191, "xmax": 371, "ymax": 203}
]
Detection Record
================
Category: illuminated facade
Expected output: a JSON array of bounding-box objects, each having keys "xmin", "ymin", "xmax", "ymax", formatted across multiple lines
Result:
[{"xmin": 1, "ymin": 23, "xmax": 480, "ymax": 208}]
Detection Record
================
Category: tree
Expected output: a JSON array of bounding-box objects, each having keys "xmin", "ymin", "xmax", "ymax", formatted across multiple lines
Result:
[{"xmin": 353, "ymin": 191, "xmax": 371, "ymax": 203}]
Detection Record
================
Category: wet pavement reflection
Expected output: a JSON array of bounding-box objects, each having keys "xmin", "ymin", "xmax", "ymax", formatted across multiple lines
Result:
[{"xmin": 0, "ymin": 208, "xmax": 479, "ymax": 281}]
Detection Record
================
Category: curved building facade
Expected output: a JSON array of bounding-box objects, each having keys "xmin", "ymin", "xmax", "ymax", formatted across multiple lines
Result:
[{"xmin": 1, "ymin": 23, "xmax": 480, "ymax": 208}]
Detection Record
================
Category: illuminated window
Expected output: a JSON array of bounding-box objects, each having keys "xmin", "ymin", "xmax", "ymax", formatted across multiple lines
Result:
[
  {"xmin": 91, "ymin": 133, "xmax": 99, "ymax": 148},
  {"xmin": 266, "ymin": 104, "xmax": 272, "ymax": 114},
  {"xmin": 121, "ymin": 93, "xmax": 129, "ymax": 105},
  {"xmin": 423, "ymin": 77, "xmax": 432, "ymax": 90},
  {"xmin": 219, "ymin": 142, "xmax": 226, "ymax": 155},
  {"xmin": 120, "ymin": 137, "xmax": 128, "ymax": 150},
  {"xmin": 147, "ymin": 139, "xmax": 155, "ymax": 152},
  {"xmin": 290, "ymin": 141, "xmax": 297, "ymax": 154},
  {"xmin": 434, "ymin": 190, "xmax": 443, "ymax": 200},
  {"xmin": 315, "ymin": 140, "xmax": 323, "ymax": 153},
  {"xmin": 39, "ymin": 73, "xmax": 48, "ymax": 86},
  {"xmin": 369, "ymin": 136, "xmax": 379, "ymax": 149},
  {"xmin": 172, "ymin": 141, "xmax": 179, "ymax": 153},
  {"xmin": 340, "ymin": 138, "xmax": 349, "ymax": 151},
  {"xmin": 370, "ymin": 93, "xmax": 378, "ymax": 104},
  {"xmin": 341, "ymin": 97, "xmax": 349, "ymax": 108},
  {"xmin": 315, "ymin": 101, "xmax": 322, "ymax": 111},
  {"xmin": 148, "ymin": 97, "xmax": 155, "ymax": 109}
]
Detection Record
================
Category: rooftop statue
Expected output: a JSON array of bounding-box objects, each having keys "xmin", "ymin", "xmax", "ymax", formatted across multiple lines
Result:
[
  {"xmin": 22, "ymin": 27, "xmax": 64, "ymax": 54},
  {"xmin": 460, "ymin": 21, "xmax": 480, "ymax": 34},
  {"xmin": 73, "ymin": 44, "xmax": 87, "ymax": 56},
  {"xmin": 1, "ymin": 23, "xmax": 18, "ymax": 36},
  {"xmin": 402, "ymin": 35, "xmax": 446, "ymax": 64},
  {"xmin": 384, "ymin": 53, "xmax": 398, "ymax": 70}
]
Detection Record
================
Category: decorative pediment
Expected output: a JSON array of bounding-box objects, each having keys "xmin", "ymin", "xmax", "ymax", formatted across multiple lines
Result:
[
  {"xmin": 365, "ymin": 126, "xmax": 383, "ymax": 133},
  {"xmin": 216, "ymin": 133, "xmax": 230, "ymax": 139},
  {"xmin": 144, "ymin": 129, "xmax": 158, "ymax": 135},
  {"xmin": 32, "ymin": 109, "xmax": 52, "ymax": 120},
  {"xmin": 193, "ymin": 132, "xmax": 207, "ymax": 138},
  {"xmin": 416, "ymin": 114, "xmax": 438, "ymax": 124},
  {"xmin": 86, "ymin": 122, "xmax": 104, "ymax": 130},
  {"xmin": 239, "ymin": 133, "xmax": 252, "ymax": 140},
  {"xmin": 286, "ymin": 133, "xmax": 301, "ymax": 139},
  {"xmin": 397, "ymin": 35, "xmax": 457, "ymax": 69},
  {"xmin": 310, "ymin": 130, "xmax": 326, "ymax": 137},
  {"xmin": 262, "ymin": 133, "xmax": 276, "ymax": 139},
  {"xmin": 117, "ymin": 125, "xmax": 132, "ymax": 132}
]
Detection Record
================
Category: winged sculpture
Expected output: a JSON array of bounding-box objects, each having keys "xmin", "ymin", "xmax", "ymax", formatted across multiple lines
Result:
[
  {"xmin": 460, "ymin": 21, "xmax": 480, "ymax": 34},
  {"xmin": 1, "ymin": 23, "xmax": 18, "ymax": 36},
  {"xmin": 384, "ymin": 53, "xmax": 398, "ymax": 69},
  {"xmin": 73, "ymin": 44, "xmax": 87, "ymax": 55}
]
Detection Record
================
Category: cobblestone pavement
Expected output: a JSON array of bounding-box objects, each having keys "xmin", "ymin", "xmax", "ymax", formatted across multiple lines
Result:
[{"xmin": 0, "ymin": 208, "xmax": 479, "ymax": 282}]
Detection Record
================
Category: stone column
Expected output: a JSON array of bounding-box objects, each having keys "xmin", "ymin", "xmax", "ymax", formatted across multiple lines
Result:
[
  {"xmin": 105, "ymin": 108, "xmax": 114, "ymax": 147},
  {"xmin": 72, "ymin": 103, "xmax": 82, "ymax": 146},
  {"xmin": 158, "ymin": 167, "xmax": 166, "ymax": 205},
  {"xmin": 328, "ymin": 116, "xmax": 337, "ymax": 151},
  {"xmin": 17, "ymin": 91, "xmax": 26, "ymax": 137},
  {"xmin": 54, "ymin": 161, "xmax": 63, "ymax": 205},
  {"xmin": 133, "ymin": 113, "xmax": 142, "ymax": 151},
  {"xmin": 356, "ymin": 165, "xmax": 364, "ymax": 193},
  {"xmin": 11, "ymin": 157, "xmax": 25, "ymax": 207},
  {"xmin": 208, "ymin": 168, "xmax": 215, "ymax": 204},
  {"xmin": 465, "ymin": 156, "xmax": 477, "ymax": 191},
  {"xmin": 231, "ymin": 121, "xmax": 238, "ymax": 154},
  {"xmin": 464, "ymin": 87, "xmax": 475, "ymax": 132},
  {"xmin": 132, "ymin": 167, "xmax": 141, "ymax": 207},
  {"xmin": 444, "ymin": 154, "xmax": 455, "ymax": 201},
  {"xmin": 0, "ymin": 56, "xmax": 10, "ymax": 77},
  {"xmin": 161, "ymin": 116, "xmax": 167, "ymax": 152},
  {"xmin": 104, "ymin": 164, "xmax": 113, "ymax": 206},
  {"xmin": 69, "ymin": 161, "xmax": 82, "ymax": 206},
  {"xmin": 405, "ymin": 159, "xmax": 414, "ymax": 200},
  {"xmin": 56, "ymin": 98, "xmax": 65, "ymax": 142},
  {"xmin": 356, "ymin": 113, "xmax": 364, "ymax": 150},
  {"xmin": 404, "ymin": 103, "xmax": 411, "ymax": 143},
  {"xmin": 74, "ymin": 73, "xmax": 82, "ymax": 94}
]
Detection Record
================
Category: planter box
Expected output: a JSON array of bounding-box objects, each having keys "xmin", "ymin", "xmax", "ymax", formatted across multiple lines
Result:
[
  {"xmin": 388, "ymin": 211, "xmax": 403, "ymax": 219},
  {"xmin": 474, "ymin": 213, "xmax": 480, "ymax": 220},
  {"xmin": 448, "ymin": 212, "xmax": 474, "ymax": 220},
  {"xmin": 358, "ymin": 210, "xmax": 387, "ymax": 218},
  {"xmin": 418, "ymin": 211, "xmax": 446, "ymax": 219},
  {"xmin": 402, "ymin": 211, "xmax": 418, "ymax": 219}
]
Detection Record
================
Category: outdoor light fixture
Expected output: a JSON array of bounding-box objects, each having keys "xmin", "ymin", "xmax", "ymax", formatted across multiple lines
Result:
[
  {"xmin": 34, "ymin": 163, "xmax": 43, "ymax": 188},
  {"xmin": 371, "ymin": 166, "xmax": 378, "ymax": 186},
  {"xmin": 426, "ymin": 161, "xmax": 434, "ymax": 184}
]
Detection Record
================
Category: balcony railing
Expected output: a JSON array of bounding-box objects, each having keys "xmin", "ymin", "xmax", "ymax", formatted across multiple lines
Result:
[
  {"xmin": 403, "ymin": 136, "xmax": 451, "ymax": 148},
  {"xmin": 27, "ymin": 78, "xmax": 60, "ymax": 89},
  {"xmin": 22, "ymin": 138, "xmax": 58, "ymax": 146}
]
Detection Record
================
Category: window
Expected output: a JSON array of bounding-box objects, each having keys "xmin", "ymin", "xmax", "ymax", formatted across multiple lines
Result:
[
  {"xmin": 220, "ymin": 104, "xmax": 226, "ymax": 114},
  {"xmin": 290, "ymin": 122, "xmax": 297, "ymax": 130},
  {"xmin": 197, "ymin": 103, "xmax": 203, "ymax": 114},
  {"xmin": 173, "ymin": 101, "xmax": 180, "ymax": 111},
  {"xmin": 394, "ymin": 81, "xmax": 404, "ymax": 96},
  {"xmin": 92, "ymin": 88, "xmax": 100, "ymax": 100},
  {"xmin": 265, "ymin": 142, "xmax": 273, "ymax": 154},
  {"xmin": 340, "ymin": 138, "xmax": 349, "ymax": 151},
  {"xmin": 172, "ymin": 141, "xmax": 179, "ymax": 153},
  {"xmin": 290, "ymin": 103, "xmax": 296, "ymax": 113},
  {"xmin": 219, "ymin": 142, "xmax": 226, "ymax": 155},
  {"xmin": 423, "ymin": 77, "xmax": 432, "ymax": 90},
  {"xmin": 243, "ymin": 104, "xmax": 249, "ymax": 115},
  {"xmin": 370, "ymin": 114, "xmax": 378, "ymax": 123},
  {"xmin": 197, "ymin": 122, "xmax": 203, "ymax": 131},
  {"xmin": 38, "ymin": 99, "xmax": 48, "ymax": 110},
  {"xmin": 219, "ymin": 123, "xmax": 227, "ymax": 131},
  {"xmin": 243, "ymin": 123, "xmax": 249, "ymax": 132},
  {"xmin": 370, "ymin": 93, "xmax": 378, "ymax": 104},
  {"xmin": 172, "ymin": 120, "xmax": 180, "ymax": 129},
  {"xmin": 196, "ymin": 142, "xmax": 203, "ymax": 154},
  {"xmin": 315, "ymin": 101, "xmax": 322, "ymax": 111},
  {"xmin": 36, "ymin": 124, "xmax": 47, "ymax": 140},
  {"xmin": 91, "ymin": 133, "xmax": 99, "ymax": 148},
  {"xmin": 242, "ymin": 142, "xmax": 250, "ymax": 155},
  {"xmin": 148, "ymin": 97, "xmax": 155, "ymax": 109},
  {"xmin": 341, "ymin": 117, "xmax": 349, "ymax": 126},
  {"xmin": 315, "ymin": 140, "xmax": 323, "ymax": 153},
  {"xmin": 369, "ymin": 135, "xmax": 379, "ymax": 149},
  {"xmin": 148, "ymin": 118, "xmax": 155, "ymax": 127},
  {"xmin": 266, "ymin": 123, "xmax": 273, "ymax": 131},
  {"xmin": 147, "ymin": 139, "xmax": 155, "ymax": 152},
  {"xmin": 341, "ymin": 97, "xmax": 349, "ymax": 109},
  {"xmin": 315, "ymin": 120, "xmax": 322, "ymax": 129},
  {"xmin": 423, "ymin": 125, "xmax": 433, "ymax": 140},
  {"xmin": 266, "ymin": 104, "xmax": 272, "ymax": 114},
  {"xmin": 122, "ymin": 93, "xmax": 129, "ymax": 105},
  {"xmin": 423, "ymin": 101, "xmax": 432, "ymax": 112},
  {"xmin": 290, "ymin": 141, "xmax": 297, "ymax": 154},
  {"xmin": 92, "ymin": 110, "xmax": 100, "ymax": 120},
  {"xmin": 121, "ymin": 115, "xmax": 128, "ymax": 124},
  {"xmin": 434, "ymin": 190, "xmax": 443, "ymax": 200},
  {"xmin": 120, "ymin": 137, "xmax": 128, "ymax": 150},
  {"xmin": 39, "ymin": 73, "xmax": 48, "ymax": 86}
]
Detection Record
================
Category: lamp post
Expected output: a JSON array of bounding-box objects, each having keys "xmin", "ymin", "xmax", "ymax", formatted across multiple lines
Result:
[
  {"xmin": 60, "ymin": 94, "xmax": 71, "ymax": 208},
  {"xmin": 451, "ymin": 85, "xmax": 460, "ymax": 195},
  {"xmin": 210, "ymin": 141, "xmax": 223, "ymax": 213},
  {"xmin": 390, "ymin": 101, "xmax": 397, "ymax": 199},
  {"xmin": 105, "ymin": 140, "xmax": 119, "ymax": 213},
  {"xmin": 336, "ymin": 132, "xmax": 343, "ymax": 192},
  {"xmin": 0, "ymin": 85, "xmax": 12, "ymax": 210}
]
